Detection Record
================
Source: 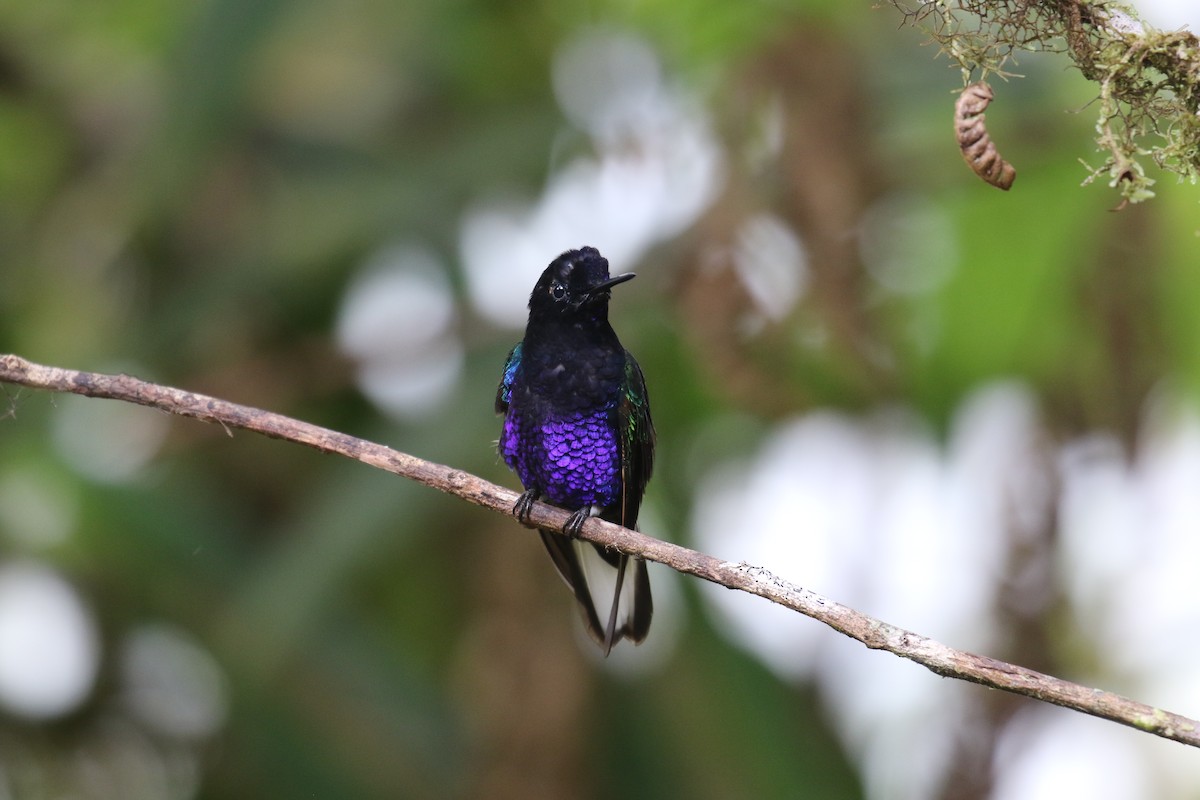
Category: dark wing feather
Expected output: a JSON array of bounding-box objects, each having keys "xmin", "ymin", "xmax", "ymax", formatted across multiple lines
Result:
[
  {"xmin": 538, "ymin": 531, "xmax": 608, "ymax": 640},
  {"xmin": 609, "ymin": 351, "xmax": 655, "ymax": 529},
  {"xmin": 594, "ymin": 350, "xmax": 655, "ymax": 646},
  {"xmin": 495, "ymin": 342, "xmax": 523, "ymax": 414}
]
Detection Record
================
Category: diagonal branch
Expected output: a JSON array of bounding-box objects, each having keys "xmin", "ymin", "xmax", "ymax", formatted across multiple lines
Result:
[{"xmin": 1, "ymin": 353, "xmax": 1197, "ymax": 747}]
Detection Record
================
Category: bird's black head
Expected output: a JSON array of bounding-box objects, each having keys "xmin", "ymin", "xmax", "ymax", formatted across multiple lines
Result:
[{"xmin": 529, "ymin": 246, "xmax": 635, "ymax": 319}]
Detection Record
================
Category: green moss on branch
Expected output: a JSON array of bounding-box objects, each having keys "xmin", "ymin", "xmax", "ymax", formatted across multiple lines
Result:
[{"xmin": 891, "ymin": 0, "xmax": 1200, "ymax": 202}]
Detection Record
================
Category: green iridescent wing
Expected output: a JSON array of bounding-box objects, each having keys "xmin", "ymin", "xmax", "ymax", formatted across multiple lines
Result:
[
  {"xmin": 612, "ymin": 350, "xmax": 655, "ymax": 530},
  {"xmin": 597, "ymin": 349, "xmax": 655, "ymax": 646}
]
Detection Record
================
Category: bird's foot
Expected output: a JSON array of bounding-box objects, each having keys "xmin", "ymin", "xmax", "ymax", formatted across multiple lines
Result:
[
  {"xmin": 513, "ymin": 490, "xmax": 540, "ymax": 526},
  {"xmin": 564, "ymin": 507, "xmax": 593, "ymax": 538}
]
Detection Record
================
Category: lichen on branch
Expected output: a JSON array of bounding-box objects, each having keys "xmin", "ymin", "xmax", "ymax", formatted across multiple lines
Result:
[{"xmin": 889, "ymin": 0, "xmax": 1200, "ymax": 202}]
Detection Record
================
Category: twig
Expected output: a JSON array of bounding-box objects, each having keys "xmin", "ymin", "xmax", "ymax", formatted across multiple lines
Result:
[{"xmin": 2, "ymin": 353, "xmax": 1197, "ymax": 747}]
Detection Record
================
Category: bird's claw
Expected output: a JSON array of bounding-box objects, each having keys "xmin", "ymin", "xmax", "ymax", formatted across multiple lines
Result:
[
  {"xmin": 513, "ymin": 490, "xmax": 539, "ymax": 526},
  {"xmin": 564, "ymin": 508, "xmax": 590, "ymax": 538}
]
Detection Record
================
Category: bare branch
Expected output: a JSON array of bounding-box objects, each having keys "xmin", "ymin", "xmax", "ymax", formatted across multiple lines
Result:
[{"xmin": 2, "ymin": 353, "xmax": 1197, "ymax": 747}]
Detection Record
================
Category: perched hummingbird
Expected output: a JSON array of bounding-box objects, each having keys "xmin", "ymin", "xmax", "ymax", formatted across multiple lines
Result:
[{"xmin": 496, "ymin": 246, "xmax": 655, "ymax": 653}]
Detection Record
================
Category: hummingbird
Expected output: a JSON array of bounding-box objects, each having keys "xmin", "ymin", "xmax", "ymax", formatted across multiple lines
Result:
[{"xmin": 496, "ymin": 246, "xmax": 655, "ymax": 653}]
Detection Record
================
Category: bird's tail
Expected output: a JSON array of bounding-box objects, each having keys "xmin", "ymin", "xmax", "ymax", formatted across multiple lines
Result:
[{"xmin": 538, "ymin": 531, "xmax": 652, "ymax": 653}]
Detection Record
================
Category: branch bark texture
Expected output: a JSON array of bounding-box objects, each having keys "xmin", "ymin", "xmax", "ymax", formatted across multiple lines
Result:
[{"xmin": 2, "ymin": 353, "xmax": 1197, "ymax": 748}]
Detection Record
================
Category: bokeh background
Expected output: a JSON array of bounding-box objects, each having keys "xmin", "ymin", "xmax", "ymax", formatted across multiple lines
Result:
[{"xmin": 2, "ymin": 1, "xmax": 1200, "ymax": 798}]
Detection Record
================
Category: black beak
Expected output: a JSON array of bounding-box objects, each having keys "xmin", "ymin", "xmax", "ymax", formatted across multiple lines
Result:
[{"xmin": 587, "ymin": 272, "xmax": 636, "ymax": 296}]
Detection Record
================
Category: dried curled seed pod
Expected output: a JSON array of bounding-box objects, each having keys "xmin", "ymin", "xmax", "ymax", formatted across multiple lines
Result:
[{"xmin": 955, "ymin": 82, "xmax": 1016, "ymax": 191}]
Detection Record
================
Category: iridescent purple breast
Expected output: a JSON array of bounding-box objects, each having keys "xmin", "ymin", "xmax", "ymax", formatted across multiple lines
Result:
[{"xmin": 500, "ymin": 405, "xmax": 621, "ymax": 509}]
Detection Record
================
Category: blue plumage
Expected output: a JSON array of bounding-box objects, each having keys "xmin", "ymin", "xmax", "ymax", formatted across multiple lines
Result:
[{"xmin": 497, "ymin": 342, "xmax": 521, "ymax": 409}]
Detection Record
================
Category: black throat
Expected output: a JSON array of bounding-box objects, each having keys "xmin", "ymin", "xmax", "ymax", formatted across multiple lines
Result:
[{"xmin": 519, "ymin": 311, "xmax": 626, "ymax": 411}]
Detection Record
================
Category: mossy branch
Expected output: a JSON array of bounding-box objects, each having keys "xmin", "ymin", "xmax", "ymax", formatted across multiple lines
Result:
[
  {"xmin": 2, "ymin": 352, "xmax": 1199, "ymax": 748},
  {"xmin": 889, "ymin": 0, "xmax": 1200, "ymax": 202}
]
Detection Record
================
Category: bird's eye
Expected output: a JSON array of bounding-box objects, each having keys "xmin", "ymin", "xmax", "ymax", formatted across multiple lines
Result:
[{"xmin": 550, "ymin": 282, "xmax": 567, "ymax": 301}]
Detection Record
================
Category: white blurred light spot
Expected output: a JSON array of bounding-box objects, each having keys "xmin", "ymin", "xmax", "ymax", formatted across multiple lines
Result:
[
  {"xmin": 693, "ymin": 412, "xmax": 876, "ymax": 679},
  {"xmin": 1132, "ymin": 0, "xmax": 1199, "ymax": 31},
  {"xmin": 553, "ymin": 30, "xmax": 662, "ymax": 144},
  {"xmin": 693, "ymin": 393, "xmax": 1035, "ymax": 682},
  {"xmin": 732, "ymin": 213, "xmax": 807, "ymax": 322},
  {"xmin": 694, "ymin": 382, "xmax": 1054, "ymax": 799},
  {"xmin": 937, "ymin": 382, "xmax": 1047, "ymax": 633},
  {"xmin": 462, "ymin": 28, "xmax": 723, "ymax": 328},
  {"xmin": 0, "ymin": 562, "xmax": 99, "ymax": 719},
  {"xmin": 338, "ymin": 245, "xmax": 454, "ymax": 355},
  {"xmin": 459, "ymin": 204, "xmax": 556, "ymax": 327},
  {"xmin": 852, "ymin": 684, "xmax": 966, "ymax": 800},
  {"xmin": 52, "ymin": 391, "xmax": 169, "ymax": 484},
  {"xmin": 1057, "ymin": 433, "xmax": 1137, "ymax": 630},
  {"xmin": 693, "ymin": 379, "xmax": 1200, "ymax": 798},
  {"xmin": 336, "ymin": 243, "xmax": 463, "ymax": 419},
  {"xmin": 121, "ymin": 623, "xmax": 229, "ymax": 740},
  {"xmin": 0, "ymin": 470, "xmax": 77, "ymax": 548},
  {"xmin": 1060, "ymin": 394, "xmax": 1200, "ymax": 735},
  {"xmin": 993, "ymin": 709, "xmax": 1147, "ymax": 800}
]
